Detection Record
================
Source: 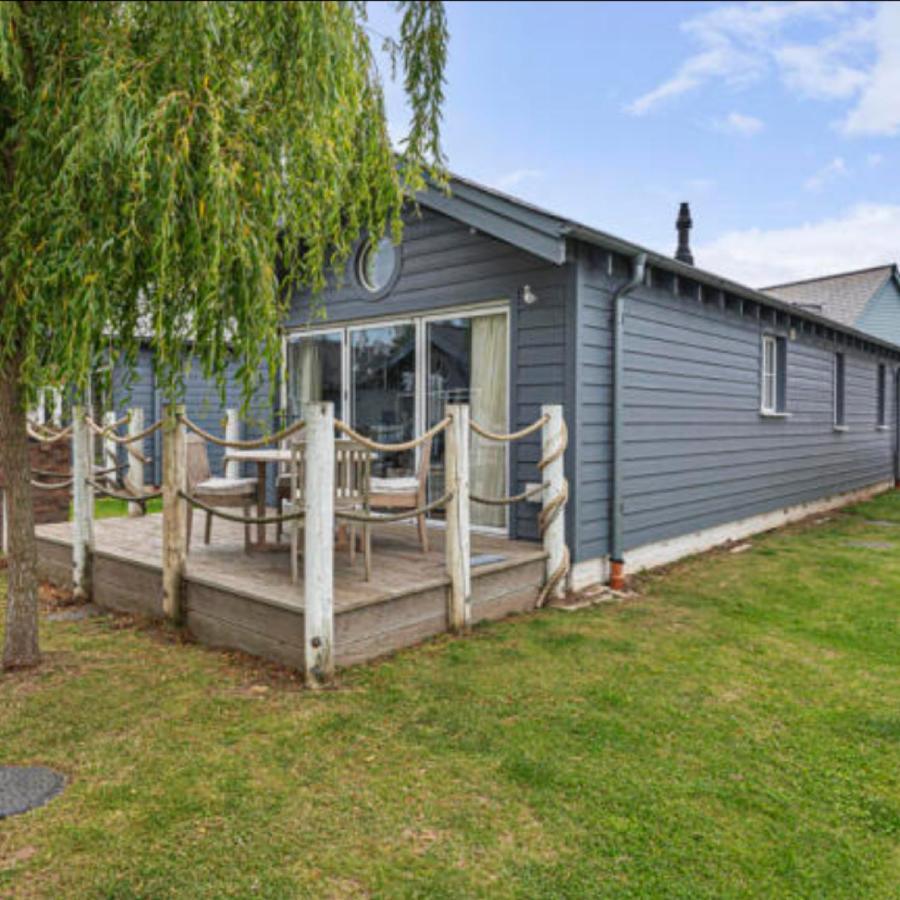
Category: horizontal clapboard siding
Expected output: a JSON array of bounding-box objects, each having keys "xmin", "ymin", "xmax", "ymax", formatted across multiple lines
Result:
[
  {"xmin": 619, "ymin": 284, "xmax": 896, "ymax": 551},
  {"xmin": 286, "ymin": 206, "xmax": 572, "ymax": 543},
  {"xmin": 111, "ymin": 348, "xmax": 271, "ymax": 486}
]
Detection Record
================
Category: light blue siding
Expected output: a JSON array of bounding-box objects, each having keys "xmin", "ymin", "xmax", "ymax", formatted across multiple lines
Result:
[{"xmin": 856, "ymin": 275, "xmax": 900, "ymax": 346}]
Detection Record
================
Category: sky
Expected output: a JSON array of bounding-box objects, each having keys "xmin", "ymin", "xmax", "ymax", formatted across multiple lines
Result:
[{"xmin": 368, "ymin": 0, "xmax": 900, "ymax": 288}]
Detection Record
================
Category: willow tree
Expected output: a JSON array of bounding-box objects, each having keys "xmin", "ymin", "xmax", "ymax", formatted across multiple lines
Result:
[{"xmin": 0, "ymin": 1, "xmax": 447, "ymax": 669}]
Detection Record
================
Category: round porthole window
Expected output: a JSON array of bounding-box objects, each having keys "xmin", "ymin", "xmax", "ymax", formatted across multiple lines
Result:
[{"xmin": 357, "ymin": 236, "xmax": 398, "ymax": 295}]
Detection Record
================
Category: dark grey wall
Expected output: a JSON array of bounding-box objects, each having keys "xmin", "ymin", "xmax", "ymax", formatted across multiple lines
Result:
[
  {"xmin": 111, "ymin": 348, "xmax": 273, "ymax": 486},
  {"xmin": 576, "ymin": 266, "xmax": 898, "ymax": 557},
  {"xmin": 287, "ymin": 206, "xmax": 575, "ymax": 543}
]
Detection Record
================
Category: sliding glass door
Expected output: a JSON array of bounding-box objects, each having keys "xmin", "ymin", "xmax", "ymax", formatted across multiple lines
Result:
[
  {"xmin": 426, "ymin": 312, "xmax": 508, "ymax": 528},
  {"xmin": 283, "ymin": 306, "xmax": 509, "ymax": 530},
  {"xmin": 350, "ymin": 323, "xmax": 416, "ymax": 477},
  {"xmin": 284, "ymin": 330, "xmax": 343, "ymax": 422}
]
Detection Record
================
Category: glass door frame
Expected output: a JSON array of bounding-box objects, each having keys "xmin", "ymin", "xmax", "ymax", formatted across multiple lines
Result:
[{"xmin": 281, "ymin": 301, "xmax": 511, "ymax": 534}]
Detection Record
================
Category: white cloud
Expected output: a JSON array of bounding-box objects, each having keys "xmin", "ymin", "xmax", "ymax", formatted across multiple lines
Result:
[
  {"xmin": 495, "ymin": 168, "xmax": 543, "ymax": 190},
  {"xmin": 867, "ymin": 152, "xmax": 884, "ymax": 166},
  {"xmin": 627, "ymin": 1, "xmax": 851, "ymax": 115},
  {"xmin": 841, "ymin": 2, "xmax": 900, "ymax": 136},
  {"xmin": 694, "ymin": 203, "xmax": 900, "ymax": 286},
  {"xmin": 715, "ymin": 111, "xmax": 765, "ymax": 135},
  {"xmin": 628, "ymin": 1, "xmax": 900, "ymax": 138},
  {"xmin": 803, "ymin": 156, "xmax": 848, "ymax": 192}
]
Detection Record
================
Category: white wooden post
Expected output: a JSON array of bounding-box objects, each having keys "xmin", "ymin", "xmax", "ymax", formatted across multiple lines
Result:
[
  {"xmin": 445, "ymin": 404, "xmax": 471, "ymax": 631},
  {"xmin": 542, "ymin": 404, "xmax": 566, "ymax": 601},
  {"xmin": 34, "ymin": 389, "xmax": 46, "ymax": 426},
  {"xmin": 303, "ymin": 401, "xmax": 334, "ymax": 686},
  {"xmin": 126, "ymin": 406, "xmax": 144, "ymax": 517},
  {"xmin": 102, "ymin": 410, "xmax": 118, "ymax": 485},
  {"xmin": 161, "ymin": 404, "xmax": 187, "ymax": 623},
  {"xmin": 71, "ymin": 405, "xmax": 94, "ymax": 601},
  {"xmin": 51, "ymin": 388, "xmax": 63, "ymax": 427},
  {"xmin": 224, "ymin": 409, "xmax": 239, "ymax": 479}
]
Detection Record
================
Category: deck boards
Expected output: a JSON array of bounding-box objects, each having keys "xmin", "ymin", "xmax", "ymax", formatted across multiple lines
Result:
[{"xmin": 35, "ymin": 513, "xmax": 546, "ymax": 669}]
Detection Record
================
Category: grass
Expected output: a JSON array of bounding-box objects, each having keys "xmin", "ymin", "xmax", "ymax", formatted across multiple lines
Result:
[
  {"xmin": 2, "ymin": 494, "xmax": 899, "ymax": 898},
  {"xmin": 68, "ymin": 497, "xmax": 164, "ymax": 521}
]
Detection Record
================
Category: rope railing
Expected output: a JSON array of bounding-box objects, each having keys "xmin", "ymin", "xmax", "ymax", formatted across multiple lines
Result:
[
  {"xmin": 26, "ymin": 422, "xmax": 73, "ymax": 443},
  {"xmin": 84, "ymin": 414, "xmax": 162, "ymax": 445},
  {"xmin": 469, "ymin": 415, "xmax": 549, "ymax": 443},
  {"xmin": 86, "ymin": 478, "xmax": 162, "ymax": 505},
  {"xmin": 334, "ymin": 416, "xmax": 451, "ymax": 453},
  {"xmin": 84, "ymin": 412, "xmax": 131, "ymax": 438},
  {"xmin": 178, "ymin": 414, "xmax": 306, "ymax": 449},
  {"xmin": 178, "ymin": 491, "xmax": 306, "ymax": 526},
  {"xmin": 470, "ymin": 482, "xmax": 546, "ymax": 506},
  {"xmin": 30, "ymin": 477, "xmax": 74, "ymax": 490},
  {"xmin": 335, "ymin": 491, "xmax": 454, "ymax": 525}
]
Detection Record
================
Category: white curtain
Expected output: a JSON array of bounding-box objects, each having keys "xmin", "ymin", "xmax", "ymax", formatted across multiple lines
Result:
[
  {"xmin": 470, "ymin": 314, "xmax": 507, "ymax": 528},
  {"xmin": 288, "ymin": 338, "xmax": 322, "ymax": 418}
]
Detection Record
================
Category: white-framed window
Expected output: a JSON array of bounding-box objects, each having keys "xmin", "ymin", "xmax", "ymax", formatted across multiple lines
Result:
[
  {"xmin": 877, "ymin": 363, "xmax": 887, "ymax": 427},
  {"xmin": 760, "ymin": 334, "xmax": 786, "ymax": 414},
  {"xmin": 834, "ymin": 352, "xmax": 846, "ymax": 427}
]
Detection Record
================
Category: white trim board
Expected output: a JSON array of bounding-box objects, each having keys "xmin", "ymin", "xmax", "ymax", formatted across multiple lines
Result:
[{"xmin": 569, "ymin": 478, "xmax": 894, "ymax": 589}]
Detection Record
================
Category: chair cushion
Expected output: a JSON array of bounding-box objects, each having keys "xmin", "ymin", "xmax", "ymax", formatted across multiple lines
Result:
[
  {"xmin": 195, "ymin": 476, "xmax": 258, "ymax": 496},
  {"xmin": 370, "ymin": 476, "xmax": 419, "ymax": 494}
]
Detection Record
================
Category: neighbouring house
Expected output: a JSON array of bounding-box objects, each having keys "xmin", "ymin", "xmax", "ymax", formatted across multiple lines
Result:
[
  {"xmin": 764, "ymin": 265, "xmax": 900, "ymax": 346},
  {"xmin": 284, "ymin": 175, "xmax": 900, "ymax": 589}
]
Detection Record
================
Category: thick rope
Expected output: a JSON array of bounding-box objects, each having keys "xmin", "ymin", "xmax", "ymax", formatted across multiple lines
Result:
[
  {"xmin": 178, "ymin": 491, "xmax": 305, "ymax": 525},
  {"xmin": 335, "ymin": 491, "xmax": 454, "ymax": 524},
  {"xmin": 32, "ymin": 466, "xmax": 73, "ymax": 478},
  {"xmin": 469, "ymin": 414, "xmax": 549, "ymax": 443},
  {"xmin": 334, "ymin": 416, "xmax": 451, "ymax": 452},
  {"xmin": 30, "ymin": 477, "xmax": 74, "ymax": 490},
  {"xmin": 538, "ymin": 479, "xmax": 568, "ymax": 533},
  {"xmin": 470, "ymin": 483, "xmax": 546, "ymax": 506},
  {"xmin": 178, "ymin": 415, "xmax": 306, "ymax": 449},
  {"xmin": 86, "ymin": 478, "xmax": 162, "ymax": 504},
  {"xmin": 84, "ymin": 413, "xmax": 131, "ymax": 439},
  {"xmin": 26, "ymin": 423, "xmax": 73, "ymax": 443},
  {"xmin": 537, "ymin": 546, "xmax": 570, "ymax": 608},
  {"xmin": 536, "ymin": 419, "xmax": 568, "ymax": 471},
  {"xmin": 85, "ymin": 415, "xmax": 162, "ymax": 446}
]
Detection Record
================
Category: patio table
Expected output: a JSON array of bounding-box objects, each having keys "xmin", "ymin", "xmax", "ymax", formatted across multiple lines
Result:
[{"xmin": 223, "ymin": 440, "xmax": 361, "ymax": 550}]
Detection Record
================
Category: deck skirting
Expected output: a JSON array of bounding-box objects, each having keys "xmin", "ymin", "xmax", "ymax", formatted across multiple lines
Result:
[{"xmin": 35, "ymin": 517, "xmax": 546, "ymax": 670}]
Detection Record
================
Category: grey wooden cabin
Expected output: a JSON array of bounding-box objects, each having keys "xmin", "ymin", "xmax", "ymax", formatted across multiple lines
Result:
[{"xmin": 281, "ymin": 175, "xmax": 900, "ymax": 587}]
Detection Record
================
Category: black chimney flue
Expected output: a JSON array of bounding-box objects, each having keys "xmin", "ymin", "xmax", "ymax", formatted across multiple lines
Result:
[{"xmin": 675, "ymin": 202, "xmax": 694, "ymax": 266}]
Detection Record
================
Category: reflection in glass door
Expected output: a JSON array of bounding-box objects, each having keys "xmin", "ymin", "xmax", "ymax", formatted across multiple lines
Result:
[
  {"xmin": 283, "ymin": 308, "xmax": 509, "ymax": 531},
  {"xmin": 426, "ymin": 312, "xmax": 508, "ymax": 528},
  {"xmin": 351, "ymin": 323, "xmax": 417, "ymax": 477},
  {"xmin": 285, "ymin": 330, "xmax": 343, "ymax": 423}
]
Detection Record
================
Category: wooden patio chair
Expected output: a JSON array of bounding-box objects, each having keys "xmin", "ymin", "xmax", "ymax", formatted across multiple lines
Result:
[
  {"xmin": 368, "ymin": 436, "xmax": 432, "ymax": 552},
  {"xmin": 285, "ymin": 441, "xmax": 373, "ymax": 582},
  {"xmin": 185, "ymin": 434, "xmax": 258, "ymax": 552}
]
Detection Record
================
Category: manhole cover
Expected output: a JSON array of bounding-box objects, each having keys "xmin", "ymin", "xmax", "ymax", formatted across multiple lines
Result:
[
  {"xmin": 866, "ymin": 520, "xmax": 900, "ymax": 527},
  {"xmin": 0, "ymin": 766, "xmax": 65, "ymax": 819},
  {"xmin": 844, "ymin": 540, "xmax": 894, "ymax": 550}
]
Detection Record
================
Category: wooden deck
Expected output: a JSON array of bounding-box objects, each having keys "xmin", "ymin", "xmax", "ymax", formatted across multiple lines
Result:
[{"xmin": 35, "ymin": 514, "xmax": 546, "ymax": 668}]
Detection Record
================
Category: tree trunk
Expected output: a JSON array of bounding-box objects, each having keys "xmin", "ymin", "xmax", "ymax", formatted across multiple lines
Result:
[{"xmin": 0, "ymin": 351, "xmax": 40, "ymax": 669}]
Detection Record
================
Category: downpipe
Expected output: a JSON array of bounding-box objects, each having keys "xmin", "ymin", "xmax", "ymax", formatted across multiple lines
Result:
[{"xmin": 610, "ymin": 252, "xmax": 647, "ymax": 590}]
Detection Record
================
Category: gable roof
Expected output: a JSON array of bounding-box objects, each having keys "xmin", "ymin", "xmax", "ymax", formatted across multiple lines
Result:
[
  {"xmin": 416, "ymin": 175, "xmax": 900, "ymax": 357},
  {"xmin": 761, "ymin": 265, "xmax": 898, "ymax": 327}
]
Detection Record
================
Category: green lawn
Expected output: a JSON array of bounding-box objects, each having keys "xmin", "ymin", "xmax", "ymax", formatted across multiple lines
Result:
[{"xmin": 2, "ymin": 494, "xmax": 899, "ymax": 898}]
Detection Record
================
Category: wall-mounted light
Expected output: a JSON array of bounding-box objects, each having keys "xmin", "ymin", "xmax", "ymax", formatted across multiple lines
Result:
[{"xmin": 520, "ymin": 284, "xmax": 538, "ymax": 305}]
